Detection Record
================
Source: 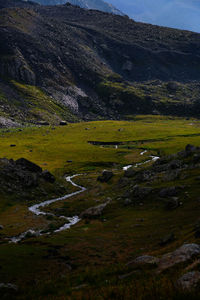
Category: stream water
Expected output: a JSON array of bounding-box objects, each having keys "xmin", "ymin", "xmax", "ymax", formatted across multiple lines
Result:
[{"xmin": 9, "ymin": 151, "xmax": 159, "ymax": 243}]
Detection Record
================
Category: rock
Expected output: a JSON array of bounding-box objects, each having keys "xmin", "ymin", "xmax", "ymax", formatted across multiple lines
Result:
[
  {"xmin": 41, "ymin": 170, "xmax": 55, "ymax": 183},
  {"xmin": 185, "ymin": 144, "xmax": 197, "ymax": 156},
  {"xmin": 59, "ymin": 121, "xmax": 68, "ymax": 126},
  {"xmin": 118, "ymin": 177, "xmax": 130, "ymax": 187},
  {"xmin": 127, "ymin": 255, "xmax": 159, "ymax": 267},
  {"xmin": 193, "ymin": 154, "xmax": 200, "ymax": 164},
  {"xmin": 97, "ymin": 170, "xmax": 114, "ymax": 182},
  {"xmin": 124, "ymin": 198, "xmax": 132, "ymax": 206},
  {"xmin": 136, "ymin": 170, "xmax": 153, "ymax": 182},
  {"xmin": 122, "ymin": 60, "xmax": 133, "ymax": 71},
  {"xmin": 132, "ymin": 185, "xmax": 153, "ymax": 199},
  {"xmin": 166, "ymin": 81, "xmax": 180, "ymax": 92},
  {"xmin": 0, "ymin": 283, "xmax": 18, "ymax": 291},
  {"xmin": 124, "ymin": 167, "xmax": 136, "ymax": 178},
  {"xmin": 0, "ymin": 225, "xmax": 4, "ymax": 230},
  {"xmin": 37, "ymin": 121, "xmax": 49, "ymax": 126},
  {"xmin": 177, "ymin": 271, "xmax": 200, "ymax": 290},
  {"xmin": 169, "ymin": 160, "xmax": 182, "ymax": 169},
  {"xmin": 164, "ymin": 197, "xmax": 179, "ymax": 210},
  {"xmin": 16, "ymin": 158, "xmax": 42, "ymax": 173},
  {"xmin": 159, "ymin": 233, "xmax": 175, "ymax": 246},
  {"xmin": 163, "ymin": 170, "xmax": 181, "ymax": 182},
  {"xmin": 159, "ymin": 186, "xmax": 178, "ymax": 198},
  {"xmin": 80, "ymin": 200, "xmax": 111, "ymax": 218},
  {"xmin": 158, "ymin": 244, "xmax": 200, "ymax": 272}
]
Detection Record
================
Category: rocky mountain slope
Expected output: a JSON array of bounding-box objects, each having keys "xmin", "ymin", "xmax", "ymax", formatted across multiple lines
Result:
[
  {"xmin": 31, "ymin": 0, "xmax": 124, "ymax": 16},
  {"xmin": 1, "ymin": 0, "xmax": 200, "ymax": 124}
]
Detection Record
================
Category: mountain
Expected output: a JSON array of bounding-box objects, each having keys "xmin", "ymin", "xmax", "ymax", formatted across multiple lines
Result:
[
  {"xmin": 24, "ymin": 0, "xmax": 125, "ymax": 16},
  {"xmin": 1, "ymin": 0, "xmax": 200, "ymax": 125},
  {"xmin": 109, "ymin": 0, "xmax": 200, "ymax": 32}
]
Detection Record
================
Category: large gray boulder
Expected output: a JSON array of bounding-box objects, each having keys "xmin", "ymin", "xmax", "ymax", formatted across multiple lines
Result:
[
  {"xmin": 158, "ymin": 244, "xmax": 200, "ymax": 272},
  {"xmin": 80, "ymin": 200, "xmax": 111, "ymax": 218}
]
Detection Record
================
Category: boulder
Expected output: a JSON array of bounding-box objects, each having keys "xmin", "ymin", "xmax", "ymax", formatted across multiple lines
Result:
[
  {"xmin": 163, "ymin": 170, "xmax": 181, "ymax": 182},
  {"xmin": 169, "ymin": 160, "xmax": 182, "ymax": 170},
  {"xmin": 124, "ymin": 198, "xmax": 132, "ymax": 206},
  {"xmin": 193, "ymin": 154, "xmax": 200, "ymax": 164},
  {"xmin": 80, "ymin": 200, "xmax": 110, "ymax": 218},
  {"xmin": 127, "ymin": 255, "xmax": 159, "ymax": 267},
  {"xmin": 16, "ymin": 158, "xmax": 42, "ymax": 173},
  {"xmin": 184, "ymin": 144, "xmax": 198, "ymax": 157},
  {"xmin": 41, "ymin": 170, "xmax": 55, "ymax": 183},
  {"xmin": 97, "ymin": 170, "xmax": 113, "ymax": 182},
  {"xmin": 124, "ymin": 167, "xmax": 136, "ymax": 178},
  {"xmin": 118, "ymin": 177, "xmax": 130, "ymax": 187},
  {"xmin": 158, "ymin": 244, "xmax": 200, "ymax": 272},
  {"xmin": 164, "ymin": 198, "xmax": 179, "ymax": 210},
  {"xmin": 136, "ymin": 170, "xmax": 153, "ymax": 182},
  {"xmin": 159, "ymin": 186, "xmax": 177, "ymax": 198},
  {"xmin": 177, "ymin": 271, "xmax": 200, "ymax": 290},
  {"xmin": 166, "ymin": 81, "xmax": 180, "ymax": 92},
  {"xmin": 132, "ymin": 185, "xmax": 153, "ymax": 199},
  {"xmin": 59, "ymin": 121, "xmax": 68, "ymax": 126}
]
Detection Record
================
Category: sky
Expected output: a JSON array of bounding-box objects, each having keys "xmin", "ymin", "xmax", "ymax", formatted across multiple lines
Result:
[{"xmin": 109, "ymin": 0, "xmax": 200, "ymax": 32}]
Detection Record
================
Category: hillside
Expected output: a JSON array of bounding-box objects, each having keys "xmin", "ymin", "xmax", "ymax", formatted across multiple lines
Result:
[{"xmin": 1, "ymin": 0, "xmax": 200, "ymax": 125}]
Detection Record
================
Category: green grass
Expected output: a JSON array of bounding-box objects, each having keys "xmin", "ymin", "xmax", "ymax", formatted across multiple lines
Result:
[
  {"xmin": 1, "ymin": 115, "xmax": 200, "ymax": 298},
  {"xmin": 11, "ymin": 80, "xmax": 78, "ymax": 123},
  {"xmin": 0, "ymin": 115, "xmax": 199, "ymax": 172}
]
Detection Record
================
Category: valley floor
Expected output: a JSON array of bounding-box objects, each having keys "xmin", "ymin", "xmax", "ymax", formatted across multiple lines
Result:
[{"xmin": 1, "ymin": 115, "xmax": 200, "ymax": 299}]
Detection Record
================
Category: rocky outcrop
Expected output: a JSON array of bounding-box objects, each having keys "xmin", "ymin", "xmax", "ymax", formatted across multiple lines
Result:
[
  {"xmin": 0, "ymin": 157, "xmax": 55, "ymax": 194},
  {"xmin": 97, "ymin": 170, "xmax": 114, "ymax": 183},
  {"xmin": 80, "ymin": 200, "xmax": 111, "ymax": 218},
  {"xmin": 177, "ymin": 271, "xmax": 200, "ymax": 290},
  {"xmin": 158, "ymin": 244, "xmax": 200, "ymax": 273},
  {"xmin": 16, "ymin": 158, "xmax": 42, "ymax": 173}
]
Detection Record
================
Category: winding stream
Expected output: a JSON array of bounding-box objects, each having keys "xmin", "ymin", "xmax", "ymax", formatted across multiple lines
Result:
[
  {"xmin": 9, "ymin": 151, "xmax": 159, "ymax": 243},
  {"xmin": 10, "ymin": 175, "xmax": 86, "ymax": 243}
]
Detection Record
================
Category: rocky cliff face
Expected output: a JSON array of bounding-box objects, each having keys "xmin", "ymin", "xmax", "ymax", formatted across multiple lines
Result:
[{"xmin": 1, "ymin": 0, "xmax": 200, "ymax": 123}]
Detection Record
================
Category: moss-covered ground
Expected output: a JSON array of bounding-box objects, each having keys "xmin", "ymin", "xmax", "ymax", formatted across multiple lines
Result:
[{"xmin": 1, "ymin": 115, "xmax": 200, "ymax": 299}]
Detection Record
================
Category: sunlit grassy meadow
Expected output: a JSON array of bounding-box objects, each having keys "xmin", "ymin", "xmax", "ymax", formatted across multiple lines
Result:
[{"xmin": 1, "ymin": 115, "xmax": 200, "ymax": 299}]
